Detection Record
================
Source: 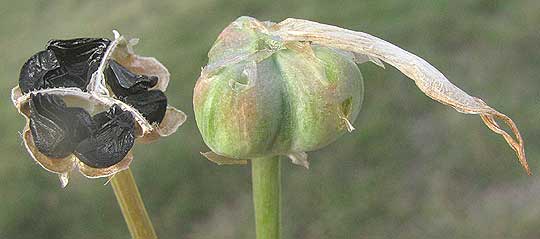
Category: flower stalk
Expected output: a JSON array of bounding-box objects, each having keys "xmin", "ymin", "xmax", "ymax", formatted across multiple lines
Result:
[
  {"xmin": 252, "ymin": 156, "xmax": 281, "ymax": 239},
  {"xmin": 111, "ymin": 169, "xmax": 157, "ymax": 239}
]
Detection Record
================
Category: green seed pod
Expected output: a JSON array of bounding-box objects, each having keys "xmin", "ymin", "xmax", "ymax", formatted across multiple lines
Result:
[
  {"xmin": 195, "ymin": 17, "xmax": 366, "ymax": 167},
  {"xmin": 195, "ymin": 16, "xmax": 530, "ymax": 174}
]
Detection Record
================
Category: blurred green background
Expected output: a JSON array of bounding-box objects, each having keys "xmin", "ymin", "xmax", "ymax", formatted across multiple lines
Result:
[{"xmin": 1, "ymin": 0, "xmax": 539, "ymax": 238}]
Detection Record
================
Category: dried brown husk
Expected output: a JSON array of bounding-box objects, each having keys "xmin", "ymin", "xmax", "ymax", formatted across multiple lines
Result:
[{"xmin": 12, "ymin": 31, "xmax": 186, "ymax": 186}]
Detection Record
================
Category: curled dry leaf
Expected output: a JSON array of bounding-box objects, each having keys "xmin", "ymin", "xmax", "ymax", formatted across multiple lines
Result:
[{"xmin": 12, "ymin": 31, "xmax": 186, "ymax": 186}]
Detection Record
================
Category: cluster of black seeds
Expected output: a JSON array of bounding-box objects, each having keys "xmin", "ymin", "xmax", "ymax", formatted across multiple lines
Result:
[
  {"xmin": 19, "ymin": 37, "xmax": 170, "ymax": 168},
  {"xmin": 19, "ymin": 38, "xmax": 111, "ymax": 93},
  {"xmin": 105, "ymin": 60, "xmax": 167, "ymax": 124},
  {"xmin": 29, "ymin": 93, "xmax": 134, "ymax": 168}
]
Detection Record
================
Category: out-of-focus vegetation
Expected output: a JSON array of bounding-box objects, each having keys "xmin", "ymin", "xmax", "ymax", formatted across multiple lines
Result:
[{"xmin": 1, "ymin": 0, "xmax": 539, "ymax": 238}]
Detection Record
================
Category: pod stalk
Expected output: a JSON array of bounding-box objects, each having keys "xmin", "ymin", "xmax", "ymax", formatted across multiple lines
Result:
[
  {"xmin": 111, "ymin": 169, "xmax": 158, "ymax": 239},
  {"xmin": 252, "ymin": 156, "xmax": 281, "ymax": 239}
]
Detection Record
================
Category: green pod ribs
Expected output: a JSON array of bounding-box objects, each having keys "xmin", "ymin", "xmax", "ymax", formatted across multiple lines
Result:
[{"xmin": 194, "ymin": 17, "xmax": 364, "ymax": 163}]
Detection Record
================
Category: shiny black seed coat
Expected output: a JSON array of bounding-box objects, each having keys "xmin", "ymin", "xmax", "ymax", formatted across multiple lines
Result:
[
  {"xmin": 105, "ymin": 60, "xmax": 158, "ymax": 96},
  {"xmin": 104, "ymin": 60, "xmax": 167, "ymax": 124},
  {"xmin": 19, "ymin": 50, "xmax": 60, "ymax": 93},
  {"xmin": 74, "ymin": 105, "xmax": 135, "ymax": 168},
  {"xmin": 29, "ymin": 94, "xmax": 94, "ymax": 158},
  {"xmin": 21, "ymin": 36, "xmax": 168, "ymax": 169},
  {"xmin": 19, "ymin": 38, "xmax": 110, "ymax": 93},
  {"xmin": 120, "ymin": 90, "xmax": 167, "ymax": 124}
]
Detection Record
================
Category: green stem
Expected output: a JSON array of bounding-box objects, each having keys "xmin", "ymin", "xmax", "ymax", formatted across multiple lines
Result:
[
  {"xmin": 111, "ymin": 169, "xmax": 158, "ymax": 239},
  {"xmin": 252, "ymin": 156, "xmax": 281, "ymax": 239}
]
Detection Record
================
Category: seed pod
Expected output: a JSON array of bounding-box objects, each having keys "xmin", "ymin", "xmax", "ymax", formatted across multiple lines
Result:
[
  {"xmin": 195, "ymin": 17, "xmax": 530, "ymax": 175},
  {"xmin": 194, "ymin": 17, "xmax": 363, "ymax": 167},
  {"xmin": 12, "ymin": 31, "xmax": 186, "ymax": 186}
]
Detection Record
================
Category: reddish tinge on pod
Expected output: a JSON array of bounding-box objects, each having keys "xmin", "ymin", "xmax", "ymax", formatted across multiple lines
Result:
[{"xmin": 194, "ymin": 16, "xmax": 530, "ymax": 174}]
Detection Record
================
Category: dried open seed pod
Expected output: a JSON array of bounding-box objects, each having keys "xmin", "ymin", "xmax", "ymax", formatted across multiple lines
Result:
[
  {"xmin": 13, "ymin": 31, "xmax": 186, "ymax": 186},
  {"xmin": 194, "ymin": 16, "xmax": 530, "ymax": 174}
]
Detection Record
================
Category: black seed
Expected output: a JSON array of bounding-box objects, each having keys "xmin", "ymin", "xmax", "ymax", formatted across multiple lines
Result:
[
  {"xmin": 19, "ymin": 38, "xmax": 111, "ymax": 93},
  {"xmin": 103, "ymin": 60, "xmax": 166, "ymax": 124},
  {"xmin": 74, "ymin": 105, "xmax": 135, "ymax": 168},
  {"xmin": 66, "ymin": 107, "xmax": 97, "ymax": 143},
  {"xmin": 105, "ymin": 60, "xmax": 158, "ymax": 97},
  {"xmin": 120, "ymin": 90, "xmax": 167, "ymax": 124},
  {"xmin": 29, "ymin": 93, "xmax": 94, "ymax": 158},
  {"xmin": 47, "ymin": 38, "xmax": 110, "ymax": 64},
  {"xmin": 47, "ymin": 38, "xmax": 111, "ymax": 90},
  {"xmin": 19, "ymin": 50, "xmax": 60, "ymax": 93}
]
